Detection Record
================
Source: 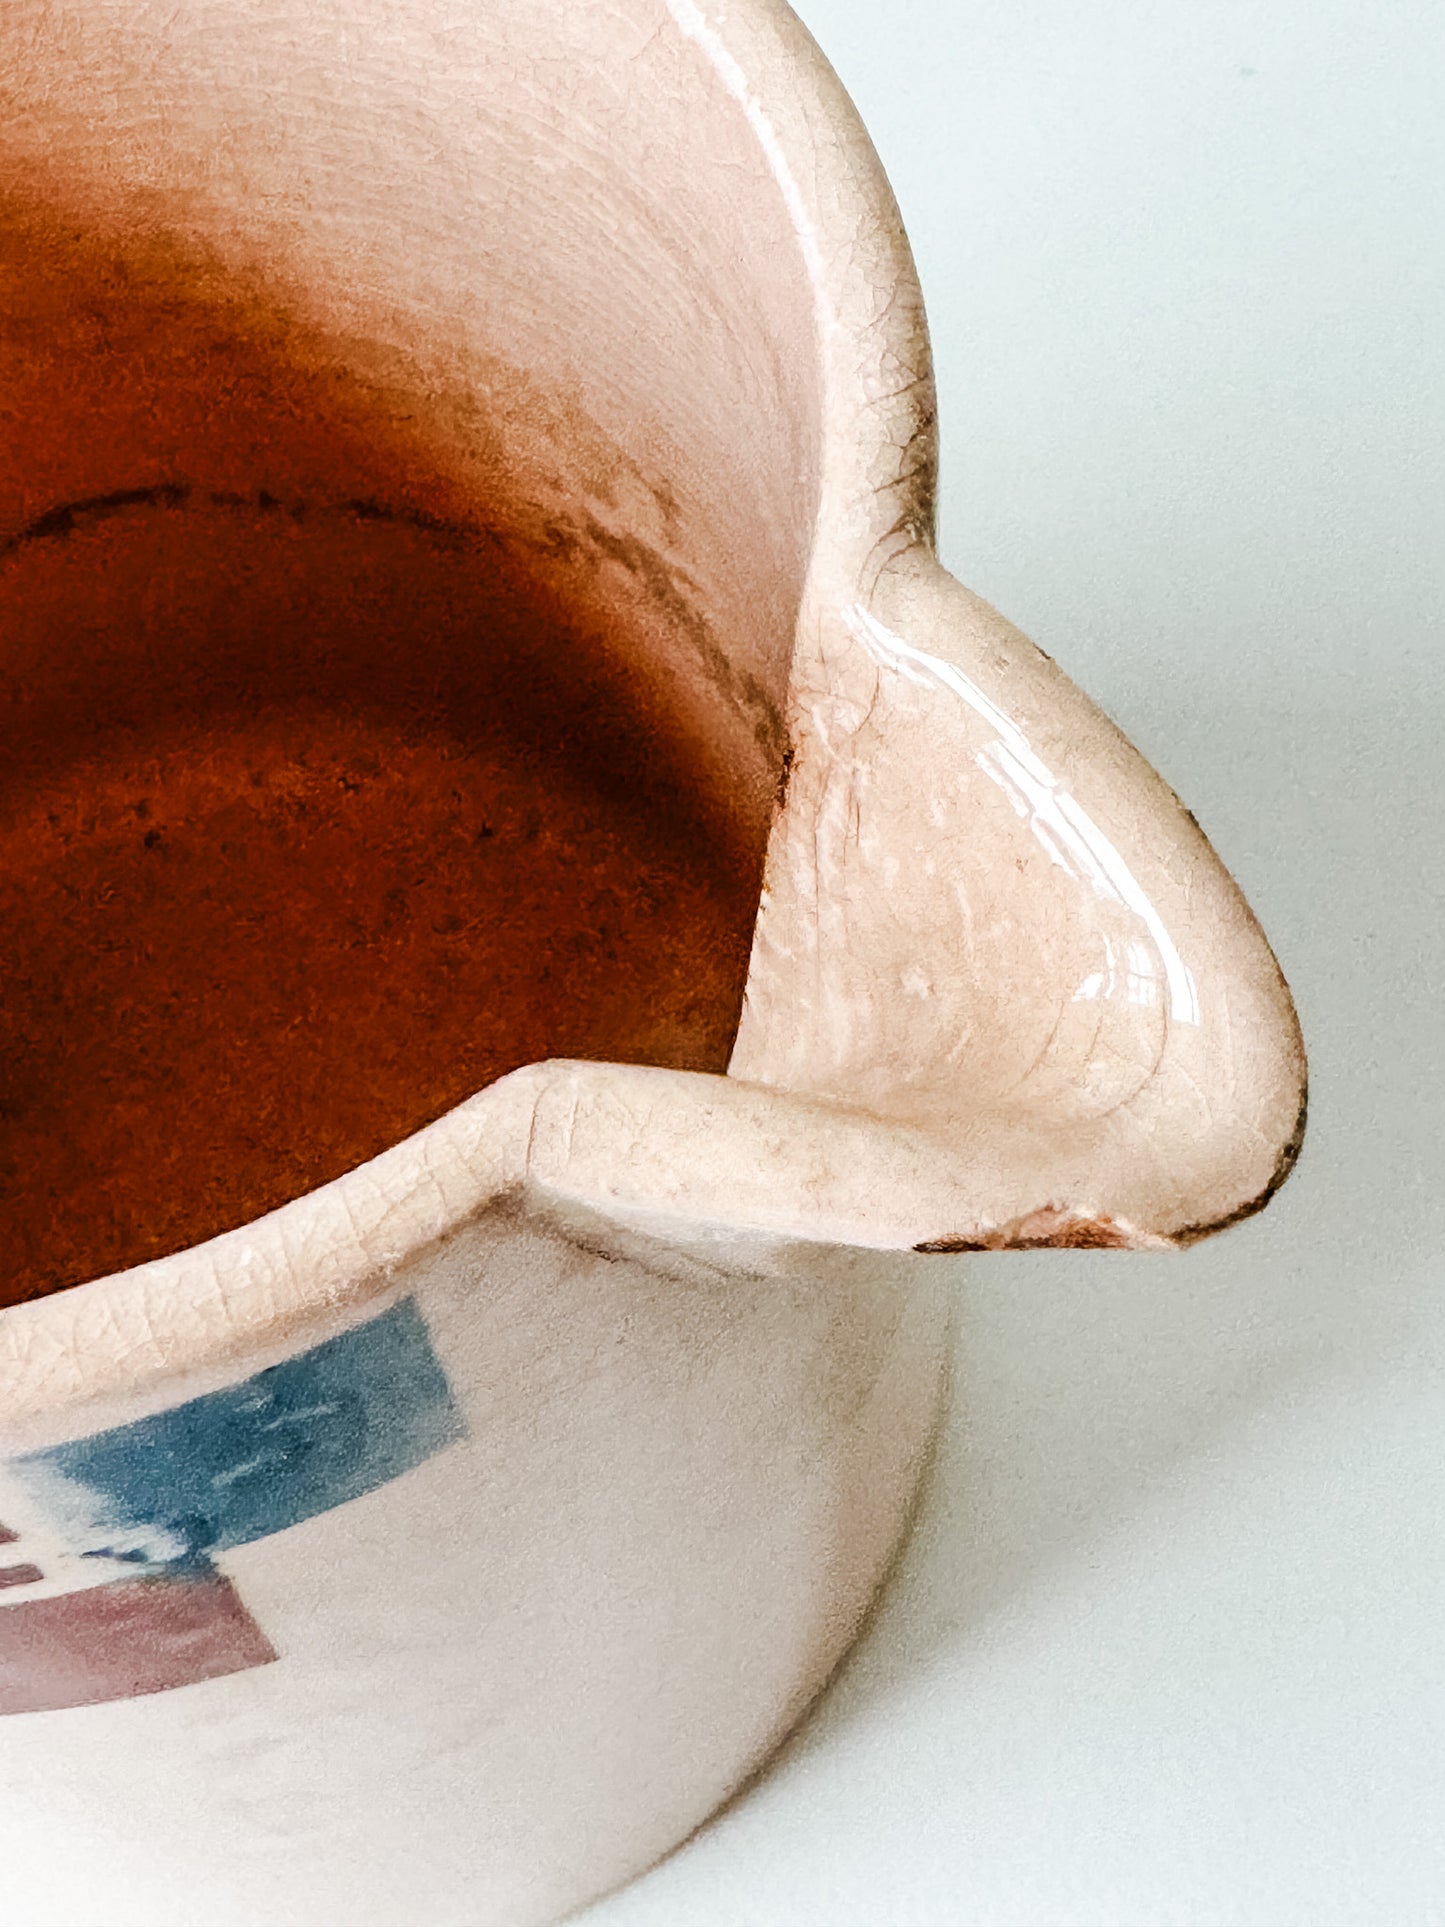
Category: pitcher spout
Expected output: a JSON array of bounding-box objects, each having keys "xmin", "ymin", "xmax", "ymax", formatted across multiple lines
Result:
[{"xmin": 728, "ymin": 546, "xmax": 1307, "ymax": 1250}]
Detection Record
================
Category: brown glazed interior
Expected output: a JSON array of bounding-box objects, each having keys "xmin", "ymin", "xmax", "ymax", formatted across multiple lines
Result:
[{"xmin": 0, "ymin": 68, "xmax": 819, "ymax": 1305}]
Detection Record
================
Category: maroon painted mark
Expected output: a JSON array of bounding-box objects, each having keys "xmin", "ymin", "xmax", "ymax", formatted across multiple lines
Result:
[
  {"xmin": 0, "ymin": 1570, "xmax": 276, "ymax": 1715},
  {"xmin": 0, "ymin": 1564, "xmax": 44, "ymax": 1590},
  {"xmin": 0, "ymin": 1523, "xmax": 19, "ymax": 1545}
]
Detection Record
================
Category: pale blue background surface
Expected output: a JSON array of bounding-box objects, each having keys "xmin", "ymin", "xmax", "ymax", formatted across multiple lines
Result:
[{"xmin": 585, "ymin": 0, "xmax": 1444, "ymax": 1920}]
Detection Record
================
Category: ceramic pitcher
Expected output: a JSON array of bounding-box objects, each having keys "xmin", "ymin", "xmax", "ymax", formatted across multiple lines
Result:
[{"xmin": 0, "ymin": 0, "xmax": 1305, "ymax": 1920}]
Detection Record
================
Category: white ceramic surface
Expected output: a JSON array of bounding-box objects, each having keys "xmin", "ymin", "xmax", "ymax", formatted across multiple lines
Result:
[{"xmin": 0, "ymin": 0, "xmax": 1310, "ymax": 1920}]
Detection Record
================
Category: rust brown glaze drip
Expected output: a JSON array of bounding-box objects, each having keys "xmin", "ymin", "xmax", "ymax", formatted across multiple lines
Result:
[
  {"xmin": 914, "ymin": 1204, "xmax": 1175, "ymax": 1253},
  {"xmin": 0, "ymin": 189, "xmax": 773, "ymax": 1304}
]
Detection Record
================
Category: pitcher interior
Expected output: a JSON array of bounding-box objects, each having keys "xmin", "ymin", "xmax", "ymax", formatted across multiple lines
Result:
[{"xmin": 0, "ymin": 0, "xmax": 823, "ymax": 1301}]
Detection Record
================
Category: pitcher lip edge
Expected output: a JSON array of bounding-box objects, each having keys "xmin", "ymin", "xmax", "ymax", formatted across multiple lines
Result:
[{"xmin": 0, "ymin": 0, "xmax": 948, "ymax": 1420}]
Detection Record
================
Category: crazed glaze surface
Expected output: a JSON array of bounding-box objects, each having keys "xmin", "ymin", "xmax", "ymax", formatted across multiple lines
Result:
[
  {"xmin": 0, "ymin": 0, "xmax": 1306, "ymax": 1422},
  {"xmin": 0, "ymin": 0, "xmax": 1305, "ymax": 1920}
]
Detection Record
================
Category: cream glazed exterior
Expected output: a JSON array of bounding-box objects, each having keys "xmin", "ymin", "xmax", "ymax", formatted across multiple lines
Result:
[{"xmin": 0, "ymin": 0, "xmax": 1305, "ymax": 1923}]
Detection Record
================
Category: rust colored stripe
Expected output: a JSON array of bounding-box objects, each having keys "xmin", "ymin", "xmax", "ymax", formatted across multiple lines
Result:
[{"xmin": 0, "ymin": 1569, "xmax": 276, "ymax": 1715}]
